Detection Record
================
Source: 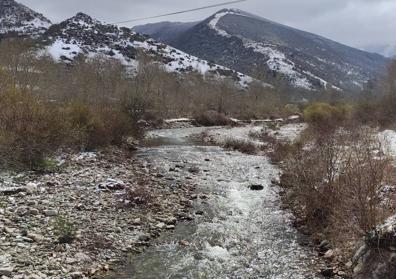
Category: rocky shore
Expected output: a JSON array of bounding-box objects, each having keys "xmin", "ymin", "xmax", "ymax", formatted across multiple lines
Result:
[{"xmin": 0, "ymin": 148, "xmax": 195, "ymax": 279}]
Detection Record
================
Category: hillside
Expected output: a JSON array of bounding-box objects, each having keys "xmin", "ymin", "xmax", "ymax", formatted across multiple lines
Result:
[
  {"xmin": 134, "ymin": 9, "xmax": 389, "ymax": 91},
  {"xmin": 0, "ymin": 0, "xmax": 51, "ymax": 36},
  {"xmin": 0, "ymin": 1, "xmax": 256, "ymax": 88}
]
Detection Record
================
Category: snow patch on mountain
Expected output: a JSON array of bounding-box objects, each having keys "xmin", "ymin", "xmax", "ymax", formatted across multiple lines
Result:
[
  {"xmin": 208, "ymin": 9, "xmax": 250, "ymax": 38},
  {"xmin": 46, "ymin": 39, "xmax": 82, "ymax": 61},
  {"xmin": 42, "ymin": 13, "xmax": 258, "ymax": 88},
  {"xmin": 208, "ymin": 11, "xmax": 233, "ymax": 37},
  {"xmin": 0, "ymin": 0, "xmax": 51, "ymax": 35},
  {"xmin": 244, "ymin": 42, "xmax": 312, "ymax": 90},
  {"xmin": 206, "ymin": 10, "xmax": 344, "ymax": 91}
]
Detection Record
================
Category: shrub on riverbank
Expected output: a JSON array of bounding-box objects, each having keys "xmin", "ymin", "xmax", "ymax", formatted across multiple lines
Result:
[
  {"xmin": 303, "ymin": 102, "xmax": 352, "ymax": 131},
  {"xmin": 277, "ymin": 126, "xmax": 395, "ymax": 262},
  {"xmin": 0, "ymin": 88, "xmax": 67, "ymax": 169},
  {"xmin": 194, "ymin": 110, "xmax": 232, "ymax": 126},
  {"xmin": 223, "ymin": 138, "xmax": 258, "ymax": 154},
  {"xmin": 0, "ymin": 87, "xmax": 140, "ymax": 170}
]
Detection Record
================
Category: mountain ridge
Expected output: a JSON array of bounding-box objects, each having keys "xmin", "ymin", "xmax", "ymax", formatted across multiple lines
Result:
[
  {"xmin": 134, "ymin": 9, "xmax": 389, "ymax": 92},
  {"xmin": 0, "ymin": 1, "xmax": 390, "ymax": 93},
  {"xmin": 0, "ymin": 1, "xmax": 259, "ymax": 89},
  {"xmin": 0, "ymin": 0, "xmax": 51, "ymax": 36}
]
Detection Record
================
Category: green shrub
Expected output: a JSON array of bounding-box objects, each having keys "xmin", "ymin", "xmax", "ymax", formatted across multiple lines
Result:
[
  {"xmin": 52, "ymin": 215, "xmax": 77, "ymax": 244},
  {"xmin": 303, "ymin": 102, "xmax": 352, "ymax": 130},
  {"xmin": 32, "ymin": 158, "xmax": 64, "ymax": 174}
]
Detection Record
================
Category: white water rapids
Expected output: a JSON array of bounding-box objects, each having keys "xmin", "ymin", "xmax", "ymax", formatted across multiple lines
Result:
[{"xmin": 109, "ymin": 126, "xmax": 319, "ymax": 279}]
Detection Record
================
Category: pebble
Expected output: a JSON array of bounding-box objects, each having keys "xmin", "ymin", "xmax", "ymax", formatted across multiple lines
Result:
[
  {"xmin": 0, "ymin": 267, "xmax": 14, "ymax": 277},
  {"xmin": 43, "ymin": 209, "xmax": 57, "ymax": 217}
]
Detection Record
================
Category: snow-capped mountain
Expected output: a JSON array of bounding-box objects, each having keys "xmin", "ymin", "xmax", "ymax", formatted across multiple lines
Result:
[
  {"xmin": 0, "ymin": 0, "xmax": 51, "ymax": 36},
  {"xmin": 134, "ymin": 9, "xmax": 389, "ymax": 91},
  {"xmin": 40, "ymin": 12, "xmax": 255, "ymax": 87}
]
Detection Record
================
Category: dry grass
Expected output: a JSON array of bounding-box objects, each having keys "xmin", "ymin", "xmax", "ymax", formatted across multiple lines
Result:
[
  {"xmin": 123, "ymin": 183, "xmax": 154, "ymax": 208},
  {"xmin": 278, "ymin": 127, "xmax": 395, "ymax": 254},
  {"xmin": 0, "ymin": 89, "xmax": 67, "ymax": 169},
  {"xmin": 223, "ymin": 138, "xmax": 258, "ymax": 154},
  {"xmin": 194, "ymin": 110, "xmax": 232, "ymax": 126}
]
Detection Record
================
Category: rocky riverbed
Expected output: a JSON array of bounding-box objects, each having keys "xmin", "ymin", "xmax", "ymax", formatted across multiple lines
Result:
[
  {"xmin": 1, "ymin": 123, "xmax": 326, "ymax": 279},
  {"xmin": 0, "ymin": 148, "xmax": 196, "ymax": 278}
]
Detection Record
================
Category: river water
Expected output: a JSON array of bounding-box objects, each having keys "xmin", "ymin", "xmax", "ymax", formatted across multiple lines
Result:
[{"xmin": 108, "ymin": 127, "xmax": 319, "ymax": 279}]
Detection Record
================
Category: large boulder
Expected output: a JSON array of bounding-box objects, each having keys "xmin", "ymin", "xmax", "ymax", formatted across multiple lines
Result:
[{"xmin": 353, "ymin": 215, "xmax": 396, "ymax": 279}]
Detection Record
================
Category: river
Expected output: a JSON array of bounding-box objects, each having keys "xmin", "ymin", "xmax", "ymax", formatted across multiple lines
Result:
[{"xmin": 108, "ymin": 126, "xmax": 319, "ymax": 279}]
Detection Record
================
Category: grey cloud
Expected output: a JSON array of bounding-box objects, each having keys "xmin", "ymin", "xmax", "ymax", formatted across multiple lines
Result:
[{"xmin": 18, "ymin": 0, "xmax": 396, "ymax": 53}]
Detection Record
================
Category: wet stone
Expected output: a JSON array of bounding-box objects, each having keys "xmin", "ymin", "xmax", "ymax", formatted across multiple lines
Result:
[{"xmin": 250, "ymin": 184, "xmax": 264, "ymax": 191}]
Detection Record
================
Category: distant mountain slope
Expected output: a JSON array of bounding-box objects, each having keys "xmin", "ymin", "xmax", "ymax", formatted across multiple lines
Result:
[
  {"xmin": 0, "ymin": 0, "xmax": 51, "ymax": 36},
  {"xmin": 134, "ymin": 9, "xmax": 389, "ymax": 91},
  {"xmin": 363, "ymin": 44, "xmax": 396, "ymax": 58},
  {"xmin": 133, "ymin": 21, "xmax": 198, "ymax": 43},
  {"xmin": 40, "ymin": 13, "xmax": 256, "ymax": 88}
]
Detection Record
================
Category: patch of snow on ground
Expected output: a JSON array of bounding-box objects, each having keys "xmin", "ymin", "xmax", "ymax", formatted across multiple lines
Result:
[
  {"xmin": 208, "ymin": 11, "xmax": 233, "ymax": 37},
  {"xmin": 45, "ymin": 39, "xmax": 82, "ymax": 61},
  {"xmin": 207, "ymin": 10, "xmax": 252, "ymax": 38},
  {"xmin": 131, "ymin": 40, "xmax": 253, "ymax": 88},
  {"xmin": 245, "ymin": 42, "xmax": 312, "ymax": 90},
  {"xmin": 378, "ymin": 214, "xmax": 396, "ymax": 234},
  {"xmin": 269, "ymin": 123, "xmax": 308, "ymax": 142},
  {"xmin": 206, "ymin": 125, "xmax": 265, "ymax": 147},
  {"xmin": 164, "ymin": 118, "xmax": 193, "ymax": 123},
  {"xmin": 378, "ymin": 130, "xmax": 396, "ymax": 156},
  {"xmin": 204, "ymin": 244, "xmax": 230, "ymax": 260}
]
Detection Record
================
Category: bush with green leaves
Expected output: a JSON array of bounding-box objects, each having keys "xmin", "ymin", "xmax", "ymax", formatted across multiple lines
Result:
[{"xmin": 52, "ymin": 215, "xmax": 77, "ymax": 244}]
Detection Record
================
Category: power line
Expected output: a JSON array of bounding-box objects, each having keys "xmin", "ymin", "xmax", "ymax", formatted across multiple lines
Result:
[{"xmin": 110, "ymin": 0, "xmax": 247, "ymax": 25}]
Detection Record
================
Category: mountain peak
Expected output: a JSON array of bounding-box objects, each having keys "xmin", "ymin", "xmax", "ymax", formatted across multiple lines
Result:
[
  {"xmin": 0, "ymin": 0, "xmax": 51, "ymax": 35},
  {"xmin": 211, "ymin": 8, "xmax": 258, "ymax": 19},
  {"xmin": 215, "ymin": 8, "xmax": 243, "ymax": 14},
  {"xmin": 71, "ymin": 12, "xmax": 96, "ymax": 24},
  {"xmin": 0, "ymin": 0, "xmax": 17, "ymax": 5}
]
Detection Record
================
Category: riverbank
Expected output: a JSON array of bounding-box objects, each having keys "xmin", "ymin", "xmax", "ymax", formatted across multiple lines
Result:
[
  {"xmin": 1, "ymin": 122, "xmax": 327, "ymax": 279},
  {"xmin": 0, "ymin": 148, "xmax": 196, "ymax": 278}
]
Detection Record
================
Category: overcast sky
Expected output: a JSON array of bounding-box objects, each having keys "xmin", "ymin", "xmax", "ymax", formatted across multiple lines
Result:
[{"xmin": 19, "ymin": 0, "xmax": 396, "ymax": 55}]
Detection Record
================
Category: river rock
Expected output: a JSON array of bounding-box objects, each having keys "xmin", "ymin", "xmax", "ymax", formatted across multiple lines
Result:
[
  {"xmin": 179, "ymin": 240, "xmax": 190, "ymax": 246},
  {"xmin": 0, "ymin": 266, "xmax": 13, "ymax": 276},
  {"xmin": 27, "ymin": 232, "xmax": 44, "ymax": 242},
  {"xmin": 44, "ymin": 209, "xmax": 58, "ymax": 217},
  {"xmin": 323, "ymin": 249, "xmax": 335, "ymax": 259},
  {"xmin": 132, "ymin": 218, "xmax": 142, "ymax": 225},
  {"xmin": 250, "ymin": 184, "xmax": 264, "ymax": 191},
  {"xmin": 25, "ymin": 182, "xmax": 38, "ymax": 194},
  {"xmin": 156, "ymin": 222, "xmax": 166, "ymax": 229},
  {"xmin": 0, "ymin": 187, "xmax": 26, "ymax": 195},
  {"xmin": 319, "ymin": 240, "xmax": 332, "ymax": 252},
  {"xmin": 70, "ymin": 271, "xmax": 84, "ymax": 279},
  {"xmin": 97, "ymin": 179, "xmax": 126, "ymax": 191},
  {"xmin": 126, "ymin": 138, "xmax": 139, "ymax": 151},
  {"xmin": 188, "ymin": 166, "xmax": 200, "ymax": 174},
  {"xmin": 321, "ymin": 267, "xmax": 334, "ymax": 277}
]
